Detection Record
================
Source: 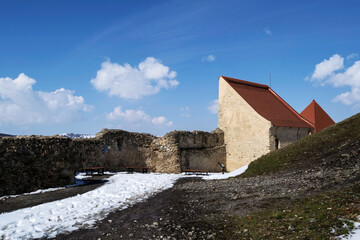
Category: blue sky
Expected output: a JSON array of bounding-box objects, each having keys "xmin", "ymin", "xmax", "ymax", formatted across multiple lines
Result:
[{"xmin": 1, "ymin": 0, "xmax": 360, "ymax": 136}]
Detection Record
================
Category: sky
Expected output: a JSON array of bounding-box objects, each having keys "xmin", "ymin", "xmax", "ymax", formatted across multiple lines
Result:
[{"xmin": 0, "ymin": 0, "xmax": 360, "ymax": 136}]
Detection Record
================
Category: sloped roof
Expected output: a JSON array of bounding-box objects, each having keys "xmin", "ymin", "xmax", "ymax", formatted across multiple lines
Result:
[
  {"xmin": 300, "ymin": 100, "xmax": 335, "ymax": 133},
  {"xmin": 221, "ymin": 76, "xmax": 314, "ymax": 128}
]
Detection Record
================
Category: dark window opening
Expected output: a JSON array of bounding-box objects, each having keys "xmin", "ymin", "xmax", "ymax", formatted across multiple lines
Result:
[{"xmin": 275, "ymin": 138, "xmax": 279, "ymax": 150}]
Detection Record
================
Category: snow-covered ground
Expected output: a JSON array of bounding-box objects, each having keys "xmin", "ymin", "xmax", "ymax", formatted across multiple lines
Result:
[
  {"xmin": 341, "ymin": 221, "xmax": 360, "ymax": 239},
  {"xmin": 0, "ymin": 187, "xmax": 65, "ymax": 201},
  {"xmin": 200, "ymin": 164, "xmax": 248, "ymax": 180},
  {"xmin": 0, "ymin": 173, "xmax": 181, "ymax": 240},
  {"xmin": 0, "ymin": 173, "xmax": 93, "ymax": 201},
  {"xmin": 0, "ymin": 166, "xmax": 249, "ymax": 239}
]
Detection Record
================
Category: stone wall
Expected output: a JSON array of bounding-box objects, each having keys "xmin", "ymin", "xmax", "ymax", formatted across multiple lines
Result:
[
  {"xmin": 269, "ymin": 126, "xmax": 311, "ymax": 151},
  {"xmin": 218, "ymin": 76, "xmax": 271, "ymax": 171},
  {"xmin": 218, "ymin": 76, "xmax": 312, "ymax": 171},
  {"xmin": 0, "ymin": 136, "xmax": 75, "ymax": 196},
  {"xmin": 0, "ymin": 129, "xmax": 225, "ymax": 196},
  {"xmin": 173, "ymin": 129, "xmax": 225, "ymax": 172}
]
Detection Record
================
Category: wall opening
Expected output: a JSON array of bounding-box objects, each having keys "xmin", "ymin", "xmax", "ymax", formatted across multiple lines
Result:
[{"xmin": 275, "ymin": 138, "xmax": 279, "ymax": 149}]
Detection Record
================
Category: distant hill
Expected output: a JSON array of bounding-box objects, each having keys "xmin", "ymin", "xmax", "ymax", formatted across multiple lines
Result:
[
  {"xmin": 0, "ymin": 133, "xmax": 14, "ymax": 137},
  {"xmin": 59, "ymin": 133, "xmax": 96, "ymax": 139}
]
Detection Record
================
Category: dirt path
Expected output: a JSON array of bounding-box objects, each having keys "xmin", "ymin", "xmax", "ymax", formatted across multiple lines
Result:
[
  {"xmin": 0, "ymin": 175, "xmax": 111, "ymax": 213},
  {"xmin": 3, "ymin": 151, "xmax": 359, "ymax": 240},
  {"xmin": 54, "ymin": 159, "xmax": 360, "ymax": 240}
]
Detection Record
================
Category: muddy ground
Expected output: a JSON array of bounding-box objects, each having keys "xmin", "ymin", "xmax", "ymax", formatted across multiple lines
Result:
[{"xmin": 0, "ymin": 175, "xmax": 110, "ymax": 213}]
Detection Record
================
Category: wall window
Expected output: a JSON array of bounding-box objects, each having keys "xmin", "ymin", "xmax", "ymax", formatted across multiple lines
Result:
[{"xmin": 275, "ymin": 138, "xmax": 279, "ymax": 150}]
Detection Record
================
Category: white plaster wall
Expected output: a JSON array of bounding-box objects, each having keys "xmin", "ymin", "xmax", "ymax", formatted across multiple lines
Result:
[{"xmin": 218, "ymin": 77, "xmax": 272, "ymax": 171}]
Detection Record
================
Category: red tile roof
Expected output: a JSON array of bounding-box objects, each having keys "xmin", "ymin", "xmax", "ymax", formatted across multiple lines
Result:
[
  {"xmin": 300, "ymin": 100, "xmax": 335, "ymax": 133},
  {"xmin": 221, "ymin": 76, "xmax": 314, "ymax": 128}
]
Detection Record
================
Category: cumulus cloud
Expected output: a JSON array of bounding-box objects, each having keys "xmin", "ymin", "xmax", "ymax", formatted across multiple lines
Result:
[
  {"xmin": 264, "ymin": 28, "xmax": 272, "ymax": 35},
  {"xmin": 180, "ymin": 106, "xmax": 191, "ymax": 117},
  {"xmin": 90, "ymin": 57, "xmax": 179, "ymax": 99},
  {"xmin": 202, "ymin": 54, "xmax": 216, "ymax": 62},
  {"xmin": 107, "ymin": 106, "xmax": 173, "ymax": 127},
  {"xmin": 0, "ymin": 73, "xmax": 92, "ymax": 126},
  {"xmin": 310, "ymin": 54, "xmax": 344, "ymax": 81},
  {"xmin": 152, "ymin": 116, "xmax": 173, "ymax": 126},
  {"xmin": 307, "ymin": 54, "xmax": 360, "ymax": 106},
  {"xmin": 208, "ymin": 99, "xmax": 219, "ymax": 114}
]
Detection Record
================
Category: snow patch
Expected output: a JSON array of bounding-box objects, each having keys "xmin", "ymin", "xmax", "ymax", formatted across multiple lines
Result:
[
  {"xmin": 201, "ymin": 164, "xmax": 248, "ymax": 180},
  {"xmin": 0, "ymin": 173, "xmax": 180, "ymax": 239},
  {"xmin": 0, "ymin": 187, "xmax": 65, "ymax": 201},
  {"xmin": 341, "ymin": 221, "xmax": 360, "ymax": 239}
]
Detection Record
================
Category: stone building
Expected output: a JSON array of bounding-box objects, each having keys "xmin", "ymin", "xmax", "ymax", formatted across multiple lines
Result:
[{"xmin": 218, "ymin": 76, "xmax": 316, "ymax": 171}]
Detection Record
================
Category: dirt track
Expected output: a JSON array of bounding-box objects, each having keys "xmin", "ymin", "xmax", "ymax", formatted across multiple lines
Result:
[{"xmin": 54, "ymin": 156, "xmax": 360, "ymax": 240}]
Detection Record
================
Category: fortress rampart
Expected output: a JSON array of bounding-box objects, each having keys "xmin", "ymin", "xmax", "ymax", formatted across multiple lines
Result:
[{"xmin": 0, "ymin": 129, "xmax": 225, "ymax": 196}]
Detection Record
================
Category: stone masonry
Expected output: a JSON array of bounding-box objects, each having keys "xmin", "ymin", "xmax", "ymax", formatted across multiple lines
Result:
[{"xmin": 0, "ymin": 129, "xmax": 225, "ymax": 196}]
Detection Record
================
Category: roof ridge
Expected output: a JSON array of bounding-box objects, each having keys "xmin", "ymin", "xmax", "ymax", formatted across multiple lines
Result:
[
  {"xmin": 221, "ymin": 76, "xmax": 269, "ymax": 89},
  {"xmin": 312, "ymin": 100, "xmax": 317, "ymax": 126},
  {"xmin": 268, "ymin": 88, "xmax": 315, "ymax": 128}
]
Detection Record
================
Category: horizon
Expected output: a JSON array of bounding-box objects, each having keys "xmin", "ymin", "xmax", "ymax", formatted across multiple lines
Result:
[{"xmin": 1, "ymin": 0, "xmax": 360, "ymax": 136}]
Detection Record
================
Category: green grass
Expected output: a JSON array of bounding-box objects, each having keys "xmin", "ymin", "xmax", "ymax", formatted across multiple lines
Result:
[
  {"xmin": 241, "ymin": 113, "xmax": 360, "ymax": 178},
  {"xmin": 216, "ymin": 184, "xmax": 360, "ymax": 239}
]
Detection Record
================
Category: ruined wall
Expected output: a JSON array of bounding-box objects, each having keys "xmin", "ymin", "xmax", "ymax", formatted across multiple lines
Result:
[
  {"xmin": 218, "ymin": 77, "xmax": 271, "ymax": 171},
  {"xmin": 269, "ymin": 126, "xmax": 311, "ymax": 151},
  {"xmin": 0, "ymin": 136, "xmax": 75, "ymax": 196},
  {"xmin": 0, "ymin": 129, "xmax": 225, "ymax": 196},
  {"xmin": 175, "ymin": 129, "xmax": 225, "ymax": 172}
]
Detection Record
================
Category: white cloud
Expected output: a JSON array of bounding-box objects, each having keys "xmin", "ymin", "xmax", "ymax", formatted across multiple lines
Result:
[
  {"xmin": 0, "ymin": 73, "xmax": 92, "ymax": 126},
  {"xmin": 107, "ymin": 106, "xmax": 173, "ymax": 127},
  {"xmin": 202, "ymin": 54, "xmax": 216, "ymax": 62},
  {"xmin": 307, "ymin": 54, "xmax": 360, "ymax": 106},
  {"xmin": 329, "ymin": 60, "xmax": 360, "ymax": 105},
  {"xmin": 90, "ymin": 57, "xmax": 179, "ymax": 99},
  {"xmin": 310, "ymin": 54, "xmax": 344, "ymax": 81},
  {"xmin": 152, "ymin": 116, "xmax": 173, "ymax": 126},
  {"xmin": 333, "ymin": 87, "xmax": 360, "ymax": 106},
  {"xmin": 347, "ymin": 53, "xmax": 359, "ymax": 60},
  {"xmin": 180, "ymin": 106, "xmax": 190, "ymax": 117},
  {"xmin": 264, "ymin": 28, "xmax": 272, "ymax": 35},
  {"xmin": 208, "ymin": 99, "xmax": 218, "ymax": 114}
]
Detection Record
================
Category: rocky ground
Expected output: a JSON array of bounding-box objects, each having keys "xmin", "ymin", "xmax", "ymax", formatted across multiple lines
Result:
[{"xmin": 53, "ymin": 147, "xmax": 360, "ymax": 240}]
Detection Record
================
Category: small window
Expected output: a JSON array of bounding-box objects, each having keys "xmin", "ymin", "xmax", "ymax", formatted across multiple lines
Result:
[{"xmin": 275, "ymin": 138, "xmax": 279, "ymax": 150}]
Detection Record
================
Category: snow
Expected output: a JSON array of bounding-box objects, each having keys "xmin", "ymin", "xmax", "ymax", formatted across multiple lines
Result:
[
  {"xmin": 0, "ymin": 187, "xmax": 65, "ymax": 201},
  {"xmin": 201, "ymin": 164, "xmax": 248, "ymax": 180},
  {"xmin": 0, "ymin": 173, "xmax": 180, "ymax": 240},
  {"xmin": 341, "ymin": 221, "xmax": 360, "ymax": 239},
  {"xmin": 73, "ymin": 172, "xmax": 91, "ymax": 180},
  {"xmin": 0, "ymin": 173, "xmax": 94, "ymax": 201},
  {"xmin": 0, "ymin": 165, "xmax": 250, "ymax": 239}
]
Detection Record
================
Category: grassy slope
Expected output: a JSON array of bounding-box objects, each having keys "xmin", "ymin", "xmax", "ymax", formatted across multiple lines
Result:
[
  {"xmin": 241, "ymin": 112, "xmax": 360, "ymax": 178},
  {"xmin": 218, "ymin": 184, "xmax": 360, "ymax": 239},
  {"xmin": 214, "ymin": 113, "xmax": 360, "ymax": 239}
]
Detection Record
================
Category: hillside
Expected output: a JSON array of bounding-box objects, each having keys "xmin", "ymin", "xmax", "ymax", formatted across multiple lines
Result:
[
  {"xmin": 0, "ymin": 133, "xmax": 14, "ymax": 137},
  {"xmin": 242, "ymin": 112, "xmax": 360, "ymax": 178}
]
